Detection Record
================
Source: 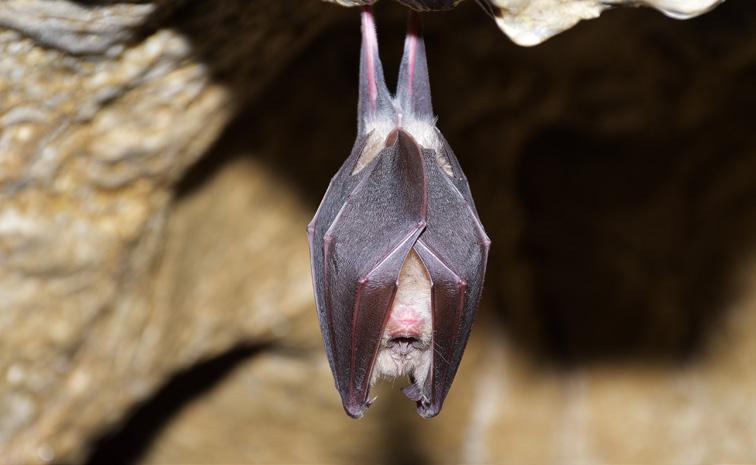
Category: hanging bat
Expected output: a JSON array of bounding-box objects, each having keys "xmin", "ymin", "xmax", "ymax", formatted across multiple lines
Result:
[{"xmin": 307, "ymin": 6, "xmax": 490, "ymax": 419}]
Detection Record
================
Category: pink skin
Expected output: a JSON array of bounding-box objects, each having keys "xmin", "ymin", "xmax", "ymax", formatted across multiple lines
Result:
[
  {"xmin": 385, "ymin": 304, "xmax": 423, "ymax": 339},
  {"xmin": 361, "ymin": 7, "xmax": 379, "ymax": 117}
]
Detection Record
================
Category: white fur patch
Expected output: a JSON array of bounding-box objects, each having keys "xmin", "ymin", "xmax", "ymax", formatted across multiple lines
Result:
[
  {"xmin": 352, "ymin": 118, "xmax": 396, "ymax": 174},
  {"xmin": 400, "ymin": 115, "xmax": 441, "ymax": 153},
  {"xmin": 353, "ymin": 114, "xmax": 453, "ymax": 177}
]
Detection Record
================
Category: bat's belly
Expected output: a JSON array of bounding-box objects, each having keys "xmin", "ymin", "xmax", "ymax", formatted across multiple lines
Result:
[{"xmin": 372, "ymin": 249, "xmax": 433, "ymax": 387}]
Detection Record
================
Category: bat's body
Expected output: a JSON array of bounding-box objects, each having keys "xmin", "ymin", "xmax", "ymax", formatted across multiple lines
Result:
[{"xmin": 308, "ymin": 8, "xmax": 490, "ymax": 418}]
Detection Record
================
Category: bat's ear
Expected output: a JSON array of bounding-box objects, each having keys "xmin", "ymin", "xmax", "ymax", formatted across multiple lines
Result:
[
  {"xmin": 358, "ymin": 7, "xmax": 394, "ymax": 135},
  {"xmin": 396, "ymin": 12, "xmax": 433, "ymax": 121}
]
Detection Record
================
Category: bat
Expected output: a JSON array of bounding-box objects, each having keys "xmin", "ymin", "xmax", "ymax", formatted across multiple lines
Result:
[{"xmin": 307, "ymin": 6, "xmax": 490, "ymax": 419}]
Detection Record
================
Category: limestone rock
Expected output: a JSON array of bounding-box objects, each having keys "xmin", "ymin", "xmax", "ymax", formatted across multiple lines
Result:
[
  {"xmin": 324, "ymin": 0, "xmax": 725, "ymax": 45},
  {"xmin": 0, "ymin": 1, "xmax": 333, "ymax": 463},
  {"xmin": 484, "ymin": 0, "xmax": 725, "ymax": 45},
  {"xmin": 2, "ymin": 0, "xmax": 755, "ymax": 464}
]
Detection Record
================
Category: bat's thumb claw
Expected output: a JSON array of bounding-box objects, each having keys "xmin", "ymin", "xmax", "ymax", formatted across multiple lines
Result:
[
  {"xmin": 344, "ymin": 402, "xmax": 367, "ymax": 419},
  {"xmin": 343, "ymin": 395, "xmax": 377, "ymax": 419}
]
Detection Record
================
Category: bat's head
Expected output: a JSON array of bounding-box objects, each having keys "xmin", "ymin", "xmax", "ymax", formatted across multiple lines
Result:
[{"xmin": 371, "ymin": 248, "xmax": 434, "ymax": 404}]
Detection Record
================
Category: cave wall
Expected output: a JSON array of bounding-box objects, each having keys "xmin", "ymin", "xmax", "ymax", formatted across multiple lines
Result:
[{"xmin": 2, "ymin": 0, "xmax": 756, "ymax": 463}]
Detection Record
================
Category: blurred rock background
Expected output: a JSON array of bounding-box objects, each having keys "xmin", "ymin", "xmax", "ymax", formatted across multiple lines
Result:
[{"xmin": 1, "ymin": 0, "xmax": 756, "ymax": 463}]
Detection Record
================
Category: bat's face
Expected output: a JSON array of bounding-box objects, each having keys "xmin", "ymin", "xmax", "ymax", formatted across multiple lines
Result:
[
  {"xmin": 307, "ymin": 8, "xmax": 490, "ymax": 419},
  {"xmin": 372, "ymin": 249, "xmax": 433, "ymax": 388}
]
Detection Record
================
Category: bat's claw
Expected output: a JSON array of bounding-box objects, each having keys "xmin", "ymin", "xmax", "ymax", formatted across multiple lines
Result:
[
  {"xmin": 416, "ymin": 398, "xmax": 438, "ymax": 419},
  {"xmin": 344, "ymin": 401, "xmax": 368, "ymax": 419},
  {"xmin": 401, "ymin": 383, "xmax": 424, "ymax": 401},
  {"xmin": 402, "ymin": 383, "xmax": 437, "ymax": 418}
]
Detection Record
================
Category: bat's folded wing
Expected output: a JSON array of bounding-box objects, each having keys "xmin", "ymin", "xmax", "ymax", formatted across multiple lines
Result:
[
  {"xmin": 313, "ymin": 134, "xmax": 429, "ymax": 418},
  {"xmin": 414, "ymin": 149, "xmax": 490, "ymax": 418}
]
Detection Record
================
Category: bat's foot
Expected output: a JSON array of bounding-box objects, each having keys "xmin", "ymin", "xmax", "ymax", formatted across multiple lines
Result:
[
  {"xmin": 401, "ymin": 383, "xmax": 424, "ymax": 401},
  {"xmin": 402, "ymin": 377, "xmax": 435, "ymax": 418}
]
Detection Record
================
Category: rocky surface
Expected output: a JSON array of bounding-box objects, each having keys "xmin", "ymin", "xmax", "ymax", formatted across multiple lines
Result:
[
  {"xmin": 0, "ymin": 1, "xmax": 333, "ymax": 463},
  {"xmin": 325, "ymin": 0, "xmax": 725, "ymax": 45},
  {"xmin": 2, "ymin": 0, "xmax": 756, "ymax": 464},
  {"xmin": 483, "ymin": 0, "xmax": 725, "ymax": 45}
]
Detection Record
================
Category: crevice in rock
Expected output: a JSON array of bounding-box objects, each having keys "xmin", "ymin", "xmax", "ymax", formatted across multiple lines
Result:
[{"xmin": 84, "ymin": 344, "xmax": 266, "ymax": 465}]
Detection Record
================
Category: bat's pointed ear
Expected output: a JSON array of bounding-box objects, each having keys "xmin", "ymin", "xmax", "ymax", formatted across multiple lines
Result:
[
  {"xmin": 396, "ymin": 11, "xmax": 433, "ymax": 121},
  {"xmin": 358, "ymin": 7, "xmax": 394, "ymax": 135}
]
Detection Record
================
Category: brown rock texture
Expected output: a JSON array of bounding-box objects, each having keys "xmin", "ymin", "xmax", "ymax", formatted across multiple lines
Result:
[
  {"xmin": 2, "ymin": 0, "xmax": 756, "ymax": 464},
  {"xmin": 0, "ymin": 1, "xmax": 334, "ymax": 463},
  {"xmin": 326, "ymin": 0, "xmax": 725, "ymax": 45}
]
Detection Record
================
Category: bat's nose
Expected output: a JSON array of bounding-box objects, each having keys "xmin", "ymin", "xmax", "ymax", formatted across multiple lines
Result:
[
  {"xmin": 386, "ymin": 308, "xmax": 423, "ymax": 338},
  {"xmin": 391, "ymin": 316, "xmax": 421, "ymax": 329}
]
